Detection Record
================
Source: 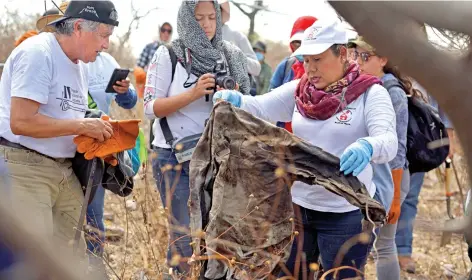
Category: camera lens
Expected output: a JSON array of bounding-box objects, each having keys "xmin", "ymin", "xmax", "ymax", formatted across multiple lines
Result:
[{"xmin": 222, "ymin": 77, "xmax": 236, "ymax": 90}]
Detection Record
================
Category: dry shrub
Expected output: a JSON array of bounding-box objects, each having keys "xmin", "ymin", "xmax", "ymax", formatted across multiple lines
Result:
[
  {"xmin": 107, "ymin": 41, "xmax": 137, "ymax": 70},
  {"xmin": 0, "ymin": 9, "xmax": 39, "ymax": 76},
  {"xmin": 263, "ymin": 40, "xmax": 292, "ymax": 70}
]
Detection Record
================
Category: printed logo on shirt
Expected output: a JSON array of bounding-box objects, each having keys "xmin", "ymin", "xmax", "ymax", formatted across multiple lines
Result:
[
  {"xmin": 148, "ymin": 61, "xmax": 157, "ymax": 72},
  {"xmin": 56, "ymin": 85, "xmax": 86, "ymax": 112},
  {"xmin": 335, "ymin": 107, "xmax": 355, "ymax": 125},
  {"xmin": 143, "ymin": 87, "xmax": 154, "ymax": 105},
  {"xmin": 79, "ymin": 6, "xmax": 100, "ymax": 18}
]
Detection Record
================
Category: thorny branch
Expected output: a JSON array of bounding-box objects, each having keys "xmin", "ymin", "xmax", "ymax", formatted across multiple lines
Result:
[
  {"xmin": 117, "ymin": 0, "xmax": 158, "ymax": 53},
  {"xmin": 231, "ymin": 1, "xmax": 251, "ymax": 17}
]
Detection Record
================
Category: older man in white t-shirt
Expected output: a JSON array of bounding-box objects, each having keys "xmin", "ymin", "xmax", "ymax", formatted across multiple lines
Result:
[{"xmin": 0, "ymin": 0, "xmax": 119, "ymax": 254}]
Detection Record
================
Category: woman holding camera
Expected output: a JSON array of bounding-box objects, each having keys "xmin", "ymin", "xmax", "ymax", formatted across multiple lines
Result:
[{"xmin": 143, "ymin": 0, "xmax": 249, "ymax": 276}]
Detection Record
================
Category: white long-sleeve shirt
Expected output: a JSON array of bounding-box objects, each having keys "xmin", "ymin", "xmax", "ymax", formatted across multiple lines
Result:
[
  {"xmin": 222, "ymin": 25, "xmax": 261, "ymax": 77},
  {"xmin": 144, "ymin": 46, "xmax": 213, "ymax": 148},
  {"xmin": 241, "ymin": 80, "xmax": 398, "ymax": 213}
]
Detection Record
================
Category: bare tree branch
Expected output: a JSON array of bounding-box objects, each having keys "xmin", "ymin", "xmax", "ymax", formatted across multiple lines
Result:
[
  {"xmin": 231, "ymin": 0, "xmax": 264, "ymax": 37},
  {"xmin": 117, "ymin": 0, "xmax": 158, "ymax": 52},
  {"xmin": 231, "ymin": 1, "xmax": 251, "ymax": 17}
]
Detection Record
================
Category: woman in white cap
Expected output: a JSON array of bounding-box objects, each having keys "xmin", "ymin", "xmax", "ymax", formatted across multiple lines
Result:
[{"xmin": 213, "ymin": 18, "xmax": 398, "ymax": 279}]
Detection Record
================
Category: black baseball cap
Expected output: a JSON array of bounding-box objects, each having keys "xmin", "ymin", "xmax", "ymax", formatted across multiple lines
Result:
[{"xmin": 48, "ymin": 1, "xmax": 119, "ymax": 27}]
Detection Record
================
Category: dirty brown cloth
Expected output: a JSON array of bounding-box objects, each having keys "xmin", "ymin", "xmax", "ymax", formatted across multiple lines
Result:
[{"xmin": 189, "ymin": 102, "xmax": 386, "ymax": 280}]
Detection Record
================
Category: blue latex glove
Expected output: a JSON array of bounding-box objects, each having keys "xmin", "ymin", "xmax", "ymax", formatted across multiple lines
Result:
[
  {"xmin": 340, "ymin": 139, "xmax": 373, "ymax": 176},
  {"xmin": 212, "ymin": 90, "xmax": 243, "ymax": 108}
]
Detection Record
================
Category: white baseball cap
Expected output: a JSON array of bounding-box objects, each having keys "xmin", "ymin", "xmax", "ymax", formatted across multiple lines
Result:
[{"xmin": 291, "ymin": 18, "xmax": 349, "ymax": 57}]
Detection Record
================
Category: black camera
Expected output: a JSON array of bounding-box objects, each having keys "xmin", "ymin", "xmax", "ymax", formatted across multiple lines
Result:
[
  {"xmin": 205, "ymin": 59, "xmax": 236, "ymax": 102},
  {"xmin": 213, "ymin": 59, "xmax": 236, "ymax": 91}
]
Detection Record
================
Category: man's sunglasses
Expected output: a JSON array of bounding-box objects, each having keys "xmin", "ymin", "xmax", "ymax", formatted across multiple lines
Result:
[
  {"xmin": 351, "ymin": 50, "xmax": 375, "ymax": 62},
  {"xmin": 161, "ymin": 28, "xmax": 172, "ymax": 34}
]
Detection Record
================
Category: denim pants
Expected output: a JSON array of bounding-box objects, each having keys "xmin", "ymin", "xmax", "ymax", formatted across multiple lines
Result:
[
  {"xmin": 395, "ymin": 172, "xmax": 425, "ymax": 256},
  {"xmin": 86, "ymin": 185, "xmax": 106, "ymax": 258},
  {"xmin": 280, "ymin": 205, "xmax": 371, "ymax": 280},
  {"xmin": 152, "ymin": 147, "xmax": 192, "ymax": 274}
]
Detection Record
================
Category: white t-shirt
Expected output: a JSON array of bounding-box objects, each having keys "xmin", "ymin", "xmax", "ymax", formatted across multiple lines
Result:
[
  {"xmin": 0, "ymin": 32, "xmax": 88, "ymax": 158},
  {"xmin": 87, "ymin": 52, "xmax": 119, "ymax": 115},
  {"xmin": 241, "ymin": 80, "xmax": 398, "ymax": 213},
  {"xmin": 144, "ymin": 45, "xmax": 213, "ymax": 148}
]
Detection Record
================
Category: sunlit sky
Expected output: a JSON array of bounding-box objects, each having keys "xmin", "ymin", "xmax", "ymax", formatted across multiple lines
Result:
[{"xmin": 1, "ymin": 0, "xmax": 357, "ymax": 57}]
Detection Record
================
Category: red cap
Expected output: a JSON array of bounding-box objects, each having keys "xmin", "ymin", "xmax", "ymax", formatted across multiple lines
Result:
[{"xmin": 289, "ymin": 16, "xmax": 317, "ymax": 51}]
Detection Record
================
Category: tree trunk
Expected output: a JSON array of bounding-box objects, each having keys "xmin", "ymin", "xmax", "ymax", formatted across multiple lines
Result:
[{"xmin": 248, "ymin": 13, "xmax": 256, "ymax": 37}]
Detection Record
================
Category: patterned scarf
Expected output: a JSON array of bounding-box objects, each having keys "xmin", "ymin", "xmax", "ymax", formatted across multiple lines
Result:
[
  {"xmin": 295, "ymin": 63, "xmax": 382, "ymax": 120},
  {"xmin": 171, "ymin": 0, "xmax": 250, "ymax": 94}
]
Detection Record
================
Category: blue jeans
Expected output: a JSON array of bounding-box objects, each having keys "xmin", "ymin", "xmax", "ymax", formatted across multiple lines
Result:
[
  {"xmin": 86, "ymin": 185, "xmax": 106, "ymax": 257},
  {"xmin": 395, "ymin": 172, "xmax": 425, "ymax": 256},
  {"xmin": 280, "ymin": 205, "xmax": 371, "ymax": 280},
  {"xmin": 152, "ymin": 147, "xmax": 192, "ymax": 274}
]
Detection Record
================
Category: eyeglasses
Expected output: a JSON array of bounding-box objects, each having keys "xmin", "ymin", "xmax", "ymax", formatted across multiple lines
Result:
[
  {"xmin": 161, "ymin": 28, "xmax": 172, "ymax": 34},
  {"xmin": 350, "ymin": 50, "xmax": 375, "ymax": 63}
]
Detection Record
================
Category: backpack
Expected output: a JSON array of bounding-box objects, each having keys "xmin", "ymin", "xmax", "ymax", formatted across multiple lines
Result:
[
  {"xmin": 283, "ymin": 57, "xmax": 297, "ymax": 80},
  {"xmin": 382, "ymin": 79, "xmax": 449, "ymax": 174},
  {"xmin": 149, "ymin": 45, "xmax": 178, "ymax": 148}
]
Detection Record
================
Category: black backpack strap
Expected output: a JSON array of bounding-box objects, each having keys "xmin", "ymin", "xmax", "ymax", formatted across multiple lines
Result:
[
  {"xmin": 165, "ymin": 44, "xmax": 178, "ymax": 83},
  {"xmin": 159, "ymin": 117, "xmax": 175, "ymax": 146},
  {"xmin": 149, "ymin": 45, "xmax": 179, "ymax": 149}
]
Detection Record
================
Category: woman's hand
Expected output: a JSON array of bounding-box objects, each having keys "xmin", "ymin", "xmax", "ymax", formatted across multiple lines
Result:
[
  {"xmin": 192, "ymin": 73, "xmax": 215, "ymax": 98},
  {"xmin": 213, "ymin": 90, "xmax": 243, "ymax": 108},
  {"xmin": 340, "ymin": 139, "xmax": 373, "ymax": 176},
  {"xmin": 113, "ymin": 79, "xmax": 131, "ymax": 94}
]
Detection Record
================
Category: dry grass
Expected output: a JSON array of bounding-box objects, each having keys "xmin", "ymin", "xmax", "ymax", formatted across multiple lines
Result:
[
  {"xmin": 102, "ymin": 101, "xmax": 472, "ymax": 279},
  {"xmin": 102, "ymin": 167, "xmax": 471, "ymax": 279}
]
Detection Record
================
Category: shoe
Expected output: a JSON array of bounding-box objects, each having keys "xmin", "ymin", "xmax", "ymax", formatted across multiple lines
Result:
[{"xmin": 398, "ymin": 256, "xmax": 416, "ymax": 274}]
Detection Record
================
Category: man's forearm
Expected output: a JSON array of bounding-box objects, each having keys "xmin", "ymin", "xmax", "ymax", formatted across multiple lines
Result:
[{"xmin": 11, "ymin": 113, "xmax": 82, "ymax": 138}]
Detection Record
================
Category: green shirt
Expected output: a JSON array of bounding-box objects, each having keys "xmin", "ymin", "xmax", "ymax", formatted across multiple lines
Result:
[{"xmin": 255, "ymin": 62, "xmax": 272, "ymax": 95}]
